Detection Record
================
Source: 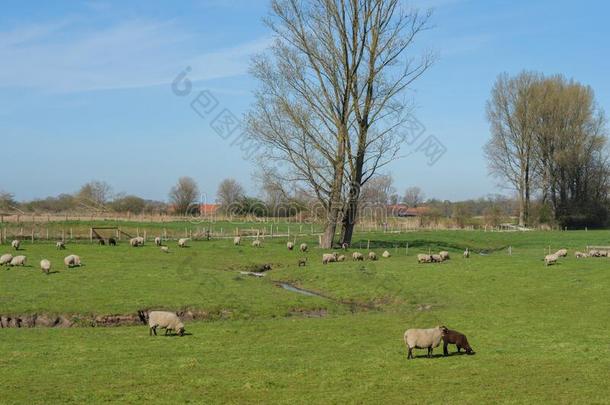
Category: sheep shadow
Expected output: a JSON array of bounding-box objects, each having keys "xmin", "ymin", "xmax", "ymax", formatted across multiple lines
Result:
[
  {"xmin": 408, "ymin": 353, "xmax": 445, "ymax": 360},
  {"xmin": 45, "ymin": 270, "xmax": 61, "ymax": 275}
]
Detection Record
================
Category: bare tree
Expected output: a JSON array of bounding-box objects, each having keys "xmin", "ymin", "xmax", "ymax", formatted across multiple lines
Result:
[
  {"xmin": 403, "ymin": 186, "xmax": 425, "ymax": 207},
  {"xmin": 0, "ymin": 191, "xmax": 17, "ymax": 212},
  {"xmin": 76, "ymin": 180, "xmax": 113, "ymax": 211},
  {"xmin": 217, "ymin": 178, "xmax": 245, "ymax": 212},
  {"xmin": 484, "ymin": 71, "xmax": 541, "ymax": 227},
  {"xmin": 169, "ymin": 176, "xmax": 199, "ymax": 216}
]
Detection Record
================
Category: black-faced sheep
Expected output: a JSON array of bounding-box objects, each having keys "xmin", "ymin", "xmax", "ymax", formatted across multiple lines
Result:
[
  {"xmin": 322, "ymin": 252, "xmax": 338, "ymax": 264},
  {"xmin": 148, "ymin": 311, "xmax": 185, "ymax": 336},
  {"xmin": 404, "ymin": 326, "xmax": 447, "ymax": 359},
  {"xmin": 56, "ymin": 241, "xmax": 66, "ymax": 250},
  {"xmin": 300, "ymin": 243, "xmax": 308, "ymax": 252},
  {"xmin": 368, "ymin": 252, "xmax": 377, "ymax": 261},
  {"xmin": 439, "ymin": 251, "xmax": 450, "ymax": 261},
  {"xmin": 544, "ymin": 254, "xmax": 558, "ymax": 266},
  {"xmin": 417, "ymin": 254, "xmax": 432, "ymax": 264},
  {"xmin": 352, "ymin": 252, "xmax": 364, "ymax": 261},
  {"xmin": 11, "ymin": 240, "xmax": 20, "ymax": 250},
  {"xmin": 40, "ymin": 259, "xmax": 51, "ymax": 274},
  {"xmin": 64, "ymin": 255, "xmax": 81, "ymax": 268},
  {"xmin": 287, "ymin": 241, "xmax": 294, "ymax": 250},
  {"xmin": 154, "ymin": 237, "xmax": 162, "ymax": 246},
  {"xmin": 10, "ymin": 255, "xmax": 27, "ymax": 266},
  {"xmin": 233, "ymin": 236, "xmax": 241, "ymax": 246},
  {"xmin": 298, "ymin": 258, "xmax": 307, "ymax": 267},
  {"xmin": 252, "ymin": 240, "xmax": 261, "ymax": 248},
  {"xmin": 178, "ymin": 238, "xmax": 189, "ymax": 248},
  {"xmin": 463, "ymin": 248, "xmax": 470, "ymax": 258},
  {"xmin": 0, "ymin": 254, "xmax": 13, "ymax": 266},
  {"xmin": 555, "ymin": 249, "xmax": 568, "ymax": 257}
]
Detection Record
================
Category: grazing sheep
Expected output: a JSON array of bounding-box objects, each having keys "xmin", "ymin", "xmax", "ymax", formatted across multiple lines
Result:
[
  {"xmin": 287, "ymin": 241, "xmax": 294, "ymax": 250},
  {"xmin": 298, "ymin": 258, "xmax": 307, "ymax": 267},
  {"xmin": 0, "ymin": 254, "xmax": 13, "ymax": 266},
  {"xmin": 382, "ymin": 250, "xmax": 391, "ymax": 258},
  {"xmin": 417, "ymin": 254, "xmax": 432, "ymax": 264},
  {"xmin": 11, "ymin": 240, "xmax": 20, "ymax": 250},
  {"xmin": 108, "ymin": 237, "xmax": 116, "ymax": 246},
  {"xmin": 368, "ymin": 252, "xmax": 377, "ymax": 261},
  {"xmin": 337, "ymin": 254, "xmax": 346, "ymax": 262},
  {"xmin": 442, "ymin": 328, "xmax": 475, "ymax": 355},
  {"xmin": 154, "ymin": 237, "xmax": 162, "ymax": 246},
  {"xmin": 439, "ymin": 251, "xmax": 450, "ymax": 261},
  {"xmin": 555, "ymin": 249, "xmax": 568, "ymax": 257},
  {"xmin": 544, "ymin": 254, "xmax": 558, "ymax": 266},
  {"xmin": 129, "ymin": 237, "xmax": 143, "ymax": 247},
  {"xmin": 599, "ymin": 250, "xmax": 609, "ymax": 257},
  {"xmin": 341, "ymin": 242, "xmax": 349, "ymax": 250},
  {"xmin": 352, "ymin": 252, "xmax": 364, "ymax": 261},
  {"xmin": 148, "ymin": 311, "xmax": 185, "ymax": 336},
  {"xmin": 40, "ymin": 259, "xmax": 51, "ymax": 274},
  {"xmin": 252, "ymin": 240, "xmax": 261, "ymax": 248},
  {"xmin": 178, "ymin": 238, "xmax": 189, "ymax": 248},
  {"xmin": 64, "ymin": 255, "xmax": 81, "ymax": 268},
  {"xmin": 404, "ymin": 326, "xmax": 447, "ymax": 359},
  {"xmin": 463, "ymin": 248, "xmax": 470, "ymax": 259},
  {"xmin": 431, "ymin": 254, "xmax": 444, "ymax": 263},
  {"xmin": 575, "ymin": 251, "xmax": 588, "ymax": 259},
  {"xmin": 56, "ymin": 241, "xmax": 66, "ymax": 250},
  {"xmin": 233, "ymin": 236, "xmax": 241, "ymax": 246},
  {"xmin": 588, "ymin": 249, "xmax": 600, "ymax": 257},
  {"xmin": 98, "ymin": 239, "xmax": 106, "ymax": 246},
  {"xmin": 160, "ymin": 246, "xmax": 169, "ymax": 253},
  {"xmin": 322, "ymin": 252, "xmax": 338, "ymax": 264},
  {"xmin": 9, "ymin": 255, "xmax": 27, "ymax": 267},
  {"xmin": 300, "ymin": 243, "xmax": 308, "ymax": 252}
]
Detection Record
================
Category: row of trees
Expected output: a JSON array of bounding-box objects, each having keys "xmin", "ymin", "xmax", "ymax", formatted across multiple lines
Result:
[
  {"xmin": 247, "ymin": 0, "xmax": 434, "ymax": 247},
  {"xmin": 485, "ymin": 71, "xmax": 608, "ymax": 227}
]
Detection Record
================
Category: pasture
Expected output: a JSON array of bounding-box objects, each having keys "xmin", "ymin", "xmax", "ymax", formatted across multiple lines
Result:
[{"xmin": 1, "ymin": 229, "xmax": 609, "ymax": 403}]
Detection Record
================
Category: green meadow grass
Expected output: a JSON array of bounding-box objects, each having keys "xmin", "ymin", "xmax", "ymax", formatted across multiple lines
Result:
[{"xmin": 1, "ymin": 230, "xmax": 609, "ymax": 403}]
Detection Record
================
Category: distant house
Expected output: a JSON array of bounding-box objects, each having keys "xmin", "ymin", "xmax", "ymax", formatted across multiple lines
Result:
[
  {"xmin": 200, "ymin": 204, "xmax": 220, "ymax": 215},
  {"xmin": 387, "ymin": 204, "xmax": 428, "ymax": 217}
]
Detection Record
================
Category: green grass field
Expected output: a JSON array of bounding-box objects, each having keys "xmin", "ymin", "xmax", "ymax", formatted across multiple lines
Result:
[{"xmin": 1, "ymin": 230, "xmax": 609, "ymax": 403}]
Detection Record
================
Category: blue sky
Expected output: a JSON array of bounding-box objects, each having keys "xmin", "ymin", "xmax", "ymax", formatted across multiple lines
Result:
[{"xmin": 1, "ymin": 0, "xmax": 608, "ymax": 202}]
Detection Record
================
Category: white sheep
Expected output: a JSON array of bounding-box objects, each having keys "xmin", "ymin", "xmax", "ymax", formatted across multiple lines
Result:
[
  {"xmin": 300, "ymin": 243, "xmax": 308, "ymax": 252},
  {"xmin": 129, "ymin": 237, "xmax": 143, "ymax": 247},
  {"xmin": 352, "ymin": 252, "xmax": 364, "ymax": 261},
  {"xmin": 368, "ymin": 252, "xmax": 377, "ymax": 261},
  {"xmin": 588, "ymin": 249, "xmax": 600, "ymax": 257},
  {"xmin": 178, "ymin": 238, "xmax": 189, "ymax": 248},
  {"xmin": 463, "ymin": 248, "xmax": 470, "ymax": 258},
  {"xmin": 160, "ymin": 246, "xmax": 169, "ymax": 253},
  {"xmin": 382, "ymin": 250, "xmax": 391, "ymax": 258},
  {"xmin": 575, "ymin": 251, "xmax": 587, "ymax": 259},
  {"xmin": 322, "ymin": 252, "xmax": 338, "ymax": 264},
  {"xmin": 64, "ymin": 255, "xmax": 81, "ymax": 268},
  {"xmin": 417, "ymin": 254, "xmax": 432, "ymax": 264},
  {"xmin": 287, "ymin": 241, "xmax": 294, "ymax": 250},
  {"xmin": 233, "ymin": 236, "xmax": 241, "ymax": 246},
  {"xmin": 10, "ymin": 255, "xmax": 27, "ymax": 266},
  {"xmin": 11, "ymin": 240, "xmax": 20, "ymax": 250},
  {"xmin": 544, "ymin": 254, "xmax": 558, "ymax": 266},
  {"xmin": 555, "ymin": 249, "xmax": 568, "ymax": 257},
  {"xmin": 337, "ymin": 254, "xmax": 346, "ymax": 262},
  {"xmin": 0, "ymin": 254, "xmax": 13, "ymax": 266},
  {"xmin": 40, "ymin": 259, "xmax": 51, "ymax": 274},
  {"xmin": 56, "ymin": 241, "xmax": 66, "ymax": 250},
  {"xmin": 404, "ymin": 326, "xmax": 447, "ymax": 359},
  {"xmin": 148, "ymin": 311, "xmax": 185, "ymax": 336},
  {"xmin": 154, "ymin": 237, "xmax": 162, "ymax": 246},
  {"xmin": 252, "ymin": 240, "xmax": 261, "ymax": 248},
  {"xmin": 431, "ymin": 254, "xmax": 444, "ymax": 263},
  {"xmin": 439, "ymin": 251, "xmax": 450, "ymax": 261}
]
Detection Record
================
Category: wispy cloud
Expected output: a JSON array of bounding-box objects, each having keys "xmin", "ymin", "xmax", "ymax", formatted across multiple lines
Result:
[{"xmin": 0, "ymin": 19, "xmax": 270, "ymax": 92}]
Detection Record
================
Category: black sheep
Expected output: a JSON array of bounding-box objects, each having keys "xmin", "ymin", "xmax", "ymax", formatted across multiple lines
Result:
[
  {"xmin": 442, "ymin": 328, "xmax": 475, "ymax": 355},
  {"xmin": 108, "ymin": 237, "xmax": 117, "ymax": 246}
]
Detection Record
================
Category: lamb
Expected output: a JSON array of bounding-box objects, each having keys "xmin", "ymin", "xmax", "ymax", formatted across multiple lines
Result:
[
  {"xmin": 417, "ymin": 254, "xmax": 432, "ymax": 264},
  {"xmin": 544, "ymin": 254, "xmax": 558, "ymax": 266},
  {"xmin": 11, "ymin": 240, "xmax": 20, "ymax": 250},
  {"xmin": 352, "ymin": 252, "xmax": 364, "ymax": 261},
  {"xmin": 382, "ymin": 250, "xmax": 391, "ymax": 258},
  {"xmin": 160, "ymin": 246, "xmax": 169, "ymax": 253},
  {"xmin": 463, "ymin": 248, "xmax": 470, "ymax": 258},
  {"xmin": 56, "ymin": 241, "xmax": 66, "ymax": 250},
  {"xmin": 300, "ymin": 243, "xmax": 308, "ymax": 252},
  {"xmin": 287, "ymin": 241, "xmax": 294, "ymax": 250},
  {"xmin": 0, "ymin": 254, "xmax": 13, "ymax": 266},
  {"xmin": 178, "ymin": 238, "xmax": 189, "ymax": 248},
  {"xmin": 298, "ymin": 258, "xmax": 307, "ymax": 267},
  {"xmin": 555, "ymin": 249, "xmax": 568, "ymax": 257},
  {"xmin": 322, "ymin": 252, "xmax": 338, "ymax": 264},
  {"xmin": 108, "ymin": 237, "xmax": 117, "ymax": 246},
  {"xmin": 337, "ymin": 254, "xmax": 346, "ymax": 262},
  {"xmin": 252, "ymin": 240, "xmax": 261, "ymax": 248},
  {"xmin": 368, "ymin": 252, "xmax": 377, "ymax": 261},
  {"xmin": 154, "ymin": 237, "xmax": 162, "ymax": 246},
  {"xmin": 442, "ymin": 328, "xmax": 475, "ymax": 355},
  {"xmin": 404, "ymin": 326, "xmax": 447, "ymax": 359},
  {"xmin": 439, "ymin": 251, "xmax": 450, "ymax": 261},
  {"xmin": 233, "ymin": 236, "xmax": 241, "ymax": 246},
  {"xmin": 575, "ymin": 251, "xmax": 588, "ymax": 259},
  {"xmin": 64, "ymin": 254, "xmax": 81, "ymax": 268},
  {"xmin": 40, "ymin": 259, "xmax": 51, "ymax": 274},
  {"xmin": 9, "ymin": 255, "xmax": 27, "ymax": 266},
  {"xmin": 148, "ymin": 311, "xmax": 185, "ymax": 336}
]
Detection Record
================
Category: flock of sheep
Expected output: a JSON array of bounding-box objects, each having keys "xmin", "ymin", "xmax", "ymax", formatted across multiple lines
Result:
[{"xmin": 0, "ymin": 239, "xmax": 83, "ymax": 274}]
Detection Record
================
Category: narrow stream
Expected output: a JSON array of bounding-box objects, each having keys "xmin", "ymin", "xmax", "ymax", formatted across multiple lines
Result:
[{"xmin": 278, "ymin": 282, "xmax": 327, "ymax": 298}]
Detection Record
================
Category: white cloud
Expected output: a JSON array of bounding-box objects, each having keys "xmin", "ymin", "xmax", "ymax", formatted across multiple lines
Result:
[{"xmin": 0, "ymin": 19, "xmax": 270, "ymax": 92}]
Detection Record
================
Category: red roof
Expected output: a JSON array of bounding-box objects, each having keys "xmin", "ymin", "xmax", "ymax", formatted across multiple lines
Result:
[{"xmin": 200, "ymin": 204, "xmax": 219, "ymax": 214}]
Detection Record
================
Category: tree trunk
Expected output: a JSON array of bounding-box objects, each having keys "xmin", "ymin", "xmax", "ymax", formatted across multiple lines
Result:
[{"xmin": 339, "ymin": 192, "xmax": 359, "ymax": 245}]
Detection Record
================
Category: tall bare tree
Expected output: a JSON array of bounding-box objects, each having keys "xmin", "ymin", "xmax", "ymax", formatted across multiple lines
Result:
[
  {"xmin": 217, "ymin": 178, "xmax": 245, "ymax": 212},
  {"xmin": 76, "ymin": 180, "xmax": 113, "ymax": 211},
  {"xmin": 169, "ymin": 176, "xmax": 199, "ymax": 216},
  {"xmin": 484, "ymin": 71, "xmax": 541, "ymax": 227},
  {"xmin": 403, "ymin": 186, "xmax": 424, "ymax": 207}
]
